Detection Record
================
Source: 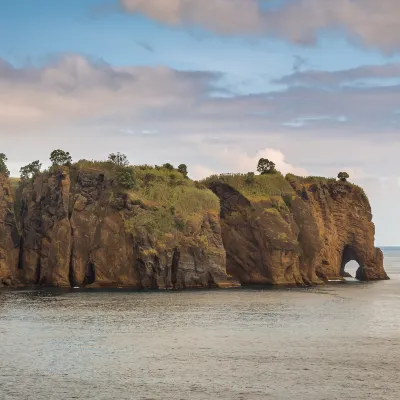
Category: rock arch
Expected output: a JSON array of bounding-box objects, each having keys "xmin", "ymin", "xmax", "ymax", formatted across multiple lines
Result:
[{"xmin": 340, "ymin": 244, "xmax": 364, "ymax": 279}]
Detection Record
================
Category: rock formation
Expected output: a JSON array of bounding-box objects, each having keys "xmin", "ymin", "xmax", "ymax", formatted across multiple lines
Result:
[
  {"xmin": 0, "ymin": 167, "xmax": 388, "ymax": 288},
  {"xmin": 0, "ymin": 175, "xmax": 19, "ymax": 286},
  {"xmin": 207, "ymin": 174, "xmax": 388, "ymax": 285},
  {"xmin": 13, "ymin": 166, "xmax": 236, "ymax": 289},
  {"xmin": 287, "ymin": 177, "xmax": 388, "ymax": 282}
]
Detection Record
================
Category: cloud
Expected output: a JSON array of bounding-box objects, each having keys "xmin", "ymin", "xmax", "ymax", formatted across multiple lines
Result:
[
  {"xmin": 275, "ymin": 63, "xmax": 400, "ymax": 87},
  {"xmin": 3, "ymin": 55, "xmax": 400, "ymax": 137},
  {"xmin": 136, "ymin": 41, "xmax": 155, "ymax": 52},
  {"xmin": 219, "ymin": 148, "xmax": 308, "ymax": 176},
  {"xmin": 119, "ymin": 0, "xmax": 265, "ymax": 34},
  {"xmin": 189, "ymin": 147, "xmax": 307, "ymax": 180},
  {"xmin": 292, "ymin": 55, "xmax": 307, "ymax": 73},
  {"xmin": 119, "ymin": 0, "xmax": 400, "ymax": 52},
  {"xmin": 0, "ymin": 54, "xmax": 221, "ymax": 131}
]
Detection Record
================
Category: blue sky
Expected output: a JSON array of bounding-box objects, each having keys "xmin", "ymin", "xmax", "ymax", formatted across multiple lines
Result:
[{"xmin": 1, "ymin": 0, "xmax": 400, "ymax": 244}]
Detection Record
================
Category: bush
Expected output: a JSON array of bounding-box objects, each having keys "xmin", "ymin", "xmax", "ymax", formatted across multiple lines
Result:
[
  {"xmin": 162, "ymin": 163, "xmax": 174, "ymax": 170},
  {"xmin": 282, "ymin": 194, "xmax": 293, "ymax": 208},
  {"xmin": 245, "ymin": 172, "xmax": 255, "ymax": 184},
  {"xmin": 117, "ymin": 169, "xmax": 135, "ymax": 189}
]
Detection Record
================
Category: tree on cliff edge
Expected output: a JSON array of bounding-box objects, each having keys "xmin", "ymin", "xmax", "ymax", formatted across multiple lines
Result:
[
  {"xmin": 50, "ymin": 149, "xmax": 72, "ymax": 167},
  {"xmin": 20, "ymin": 160, "xmax": 42, "ymax": 180},
  {"xmin": 178, "ymin": 164, "xmax": 188, "ymax": 178},
  {"xmin": 257, "ymin": 158, "xmax": 276, "ymax": 175},
  {"xmin": 108, "ymin": 152, "xmax": 129, "ymax": 167},
  {"xmin": 338, "ymin": 172, "xmax": 350, "ymax": 182},
  {"xmin": 0, "ymin": 153, "xmax": 10, "ymax": 176}
]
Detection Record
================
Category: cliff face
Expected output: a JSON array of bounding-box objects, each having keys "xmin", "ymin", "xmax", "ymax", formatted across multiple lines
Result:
[
  {"xmin": 207, "ymin": 175, "xmax": 388, "ymax": 285},
  {"xmin": 288, "ymin": 178, "xmax": 388, "ymax": 282},
  {"xmin": 0, "ymin": 175, "xmax": 19, "ymax": 286},
  {"xmin": 0, "ymin": 169, "xmax": 388, "ymax": 288},
  {"xmin": 15, "ymin": 167, "xmax": 235, "ymax": 289}
]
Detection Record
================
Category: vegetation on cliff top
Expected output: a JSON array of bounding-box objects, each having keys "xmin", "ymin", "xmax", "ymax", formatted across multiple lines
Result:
[
  {"xmin": 1, "ymin": 150, "xmax": 368, "ymax": 208},
  {"xmin": 71, "ymin": 157, "xmax": 219, "ymax": 247},
  {"xmin": 202, "ymin": 172, "xmax": 295, "ymax": 201},
  {"xmin": 286, "ymin": 173, "xmax": 368, "ymax": 199}
]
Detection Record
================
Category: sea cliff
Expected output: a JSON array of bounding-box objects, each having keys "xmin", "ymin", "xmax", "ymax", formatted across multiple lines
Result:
[{"xmin": 0, "ymin": 164, "xmax": 388, "ymax": 288}]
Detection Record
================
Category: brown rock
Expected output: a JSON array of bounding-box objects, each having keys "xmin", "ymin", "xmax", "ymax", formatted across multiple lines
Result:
[
  {"xmin": 14, "ymin": 168, "xmax": 237, "ymax": 289},
  {"xmin": 209, "ymin": 182, "xmax": 303, "ymax": 285},
  {"xmin": 0, "ymin": 174, "xmax": 20, "ymax": 285},
  {"xmin": 2, "ymin": 169, "xmax": 387, "ymax": 289},
  {"xmin": 208, "ymin": 177, "xmax": 388, "ymax": 286}
]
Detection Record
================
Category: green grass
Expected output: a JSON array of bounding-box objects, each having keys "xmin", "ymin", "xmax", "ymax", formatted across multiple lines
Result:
[
  {"xmin": 285, "ymin": 174, "xmax": 368, "ymax": 199},
  {"xmin": 121, "ymin": 165, "xmax": 219, "ymax": 244},
  {"xmin": 286, "ymin": 174, "xmax": 337, "ymax": 184},
  {"xmin": 129, "ymin": 166, "xmax": 219, "ymax": 214},
  {"xmin": 201, "ymin": 172, "xmax": 295, "ymax": 201}
]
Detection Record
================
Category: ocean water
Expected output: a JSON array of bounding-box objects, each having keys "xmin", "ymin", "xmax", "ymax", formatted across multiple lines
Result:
[{"xmin": 1, "ymin": 249, "xmax": 400, "ymax": 400}]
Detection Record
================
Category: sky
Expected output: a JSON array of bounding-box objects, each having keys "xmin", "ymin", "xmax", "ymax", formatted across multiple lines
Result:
[{"xmin": 1, "ymin": 0, "xmax": 400, "ymax": 245}]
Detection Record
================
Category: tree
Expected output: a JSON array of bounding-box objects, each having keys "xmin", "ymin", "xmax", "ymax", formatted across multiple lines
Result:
[
  {"xmin": 20, "ymin": 160, "xmax": 42, "ymax": 179},
  {"xmin": 257, "ymin": 158, "xmax": 276, "ymax": 175},
  {"xmin": 0, "ymin": 153, "xmax": 10, "ymax": 176},
  {"xmin": 338, "ymin": 172, "xmax": 350, "ymax": 182},
  {"xmin": 162, "ymin": 163, "xmax": 174, "ymax": 170},
  {"xmin": 108, "ymin": 152, "xmax": 129, "ymax": 167},
  {"xmin": 178, "ymin": 164, "xmax": 188, "ymax": 178},
  {"xmin": 50, "ymin": 149, "xmax": 72, "ymax": 166}
]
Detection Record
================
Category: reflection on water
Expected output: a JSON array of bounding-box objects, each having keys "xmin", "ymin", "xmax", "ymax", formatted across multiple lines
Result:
[{"xmin": 1, "ymin": 248, "xmax": 400, "ymax": 400}]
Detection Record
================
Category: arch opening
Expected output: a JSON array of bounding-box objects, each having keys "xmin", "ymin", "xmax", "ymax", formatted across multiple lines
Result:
[{"xmin": 340, "ymin": 245, "xmax": 364, "ymax": 281}]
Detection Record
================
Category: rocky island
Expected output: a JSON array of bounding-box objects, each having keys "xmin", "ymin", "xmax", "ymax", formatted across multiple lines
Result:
[{"xmin": 0, "ymin": 152, "xmax": 389, "ymax": 289}]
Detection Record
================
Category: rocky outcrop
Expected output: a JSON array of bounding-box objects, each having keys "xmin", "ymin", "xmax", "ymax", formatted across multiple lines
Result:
[
  {"xmin": 0, "ymin": 175, "xmax": 19, "ymax": 286},
  {"xmin": 288, "ymin": 178, "xmax": 388, "ymax": 282},
  {"xmin": 208, "ymin": 182, "xmax": 304, "ymax": 285},
  {"xmin": 16, "ymin": 168, "xmax": 236, "ymax": 289},
  {"xmin": 0, "ymin": 169, "xmax": 388, "ymax": 289},
  {"xmin": 208, "ymin": 177, "xmax": 388, "ymax": 285}
]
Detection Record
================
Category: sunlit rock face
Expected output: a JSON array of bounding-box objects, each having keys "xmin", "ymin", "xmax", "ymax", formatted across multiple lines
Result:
[
  {"xmin": 0, "ymin": 169, "xmax": 388, "ymax": 289},
  {"xmin": 208, "ymin": 175, "xmax": 388, "ymax": 286},
  {"xmin": 0, "ymin": 174, "xmax": 19, "ymax": 286},
  {"xmin": 13, "ymin": 167, "xmax": 237, "ymax": 289}
]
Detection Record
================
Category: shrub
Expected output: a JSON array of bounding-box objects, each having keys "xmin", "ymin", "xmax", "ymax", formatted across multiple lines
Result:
[
  {"xmin": 162, "ymin": 163, "xmax": 174, "ymax": 170},
  {"xmin": 282, "ymin": 194, "xmax": 293, "ymax": 208},
  {"xmin": 117, "ymin": 169, "xmax": 135, "ymax": 189},
  {"xmin": 245, "ymin": 172, "xmax": 255, "ymax": 184}
]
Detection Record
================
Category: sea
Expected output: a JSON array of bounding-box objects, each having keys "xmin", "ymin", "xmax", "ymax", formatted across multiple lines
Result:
[{"xmin": 1, "ymin": 248, "xmax": 399, "ymax": 400}]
